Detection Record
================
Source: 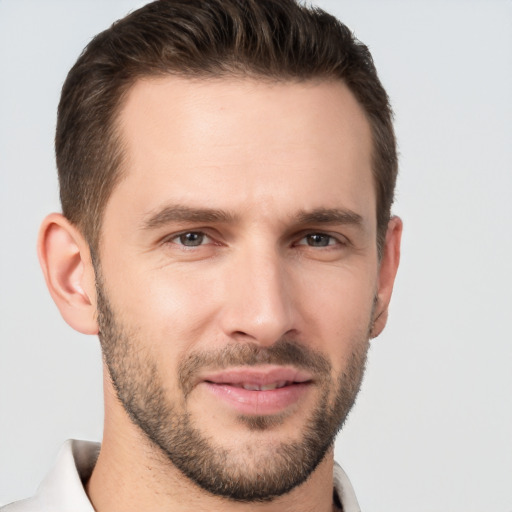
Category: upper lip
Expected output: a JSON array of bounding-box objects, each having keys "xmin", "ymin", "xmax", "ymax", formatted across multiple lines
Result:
[{"xmin": 199, "ymin": 365, "xmax": 313, "ymax": 388}]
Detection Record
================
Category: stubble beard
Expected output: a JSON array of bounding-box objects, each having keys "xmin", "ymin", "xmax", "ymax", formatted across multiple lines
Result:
[{"xmin": 95, "ymin": 274, "xmax": 370, "ymax": 502}]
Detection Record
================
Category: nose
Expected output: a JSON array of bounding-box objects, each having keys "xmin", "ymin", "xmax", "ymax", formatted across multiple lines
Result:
[{"xmin": 218, "ymin": 244, "xmax": 296, "ymax": 346}]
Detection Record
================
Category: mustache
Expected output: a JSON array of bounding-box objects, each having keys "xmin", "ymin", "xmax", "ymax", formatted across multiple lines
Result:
[{"xmin": 178, "ymin": 339, "xmax": 332, "ymax": 397}]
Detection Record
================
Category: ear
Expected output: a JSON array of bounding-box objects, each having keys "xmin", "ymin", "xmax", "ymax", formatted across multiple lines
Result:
[
  {"xmin": 37, "ymin": 213, "xmax": 98, "ymax": 335},
  {"xmin": 371, "ymin": 216, "xmax": 402, "ymax": 338}
]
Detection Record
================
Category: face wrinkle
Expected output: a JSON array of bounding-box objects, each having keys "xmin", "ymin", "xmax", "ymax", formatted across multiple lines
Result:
[{"xmin": 94, "ymin": 261, "xmax": 371, "ymax": 503}]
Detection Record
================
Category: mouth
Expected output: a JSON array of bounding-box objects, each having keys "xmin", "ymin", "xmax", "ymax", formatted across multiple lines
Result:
[
  {"xmin": 219, "ymin": 380, "xmax": 295, "ymax": 391},
  {"xmin": 198, "ymin": 366, "xmax": 313, "ymax": 415}
]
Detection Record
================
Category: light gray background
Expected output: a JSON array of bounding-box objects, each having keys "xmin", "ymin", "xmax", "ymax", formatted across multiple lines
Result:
[{"xmin": 1, "ymin": 1, "xmax": 511, "ymax": 510}]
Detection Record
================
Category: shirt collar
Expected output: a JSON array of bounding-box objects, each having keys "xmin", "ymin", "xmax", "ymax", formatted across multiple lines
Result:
[{"xmin": 26, "ymin": 440, "xmax": 360, "ymax": 512}]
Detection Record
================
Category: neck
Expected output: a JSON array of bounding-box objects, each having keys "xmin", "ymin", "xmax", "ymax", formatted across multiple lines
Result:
[{"xmin": 86, "ymin": 375, "xmax": 336, "ymax": 512}]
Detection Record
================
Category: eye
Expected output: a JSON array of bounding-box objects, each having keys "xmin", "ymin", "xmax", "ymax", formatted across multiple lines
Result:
[
  {"xmin": 171, "ymin": 231, "xmax": 211, "ymax": 247},
  {"xmin": 297, "ymin": 233, "xmax": 340, "ymax": 247}
]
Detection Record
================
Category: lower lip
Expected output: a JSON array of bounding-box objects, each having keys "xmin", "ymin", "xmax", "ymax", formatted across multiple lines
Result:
[{"xmin": 202, "ymin": 382, "xmax": 311, "ymax": 415}]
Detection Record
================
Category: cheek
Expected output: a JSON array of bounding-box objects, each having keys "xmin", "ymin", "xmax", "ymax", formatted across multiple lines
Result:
[
  {"xmin": 296, "ymin": 264, "xmax": 376, "ymax": 364},
  {"xmin": 104, "ymin": 264, "xmax": 222, "ymax": 356},
  {"xmin": 101, "ymin": 248, "xmax": 378, "ymax": 375}
]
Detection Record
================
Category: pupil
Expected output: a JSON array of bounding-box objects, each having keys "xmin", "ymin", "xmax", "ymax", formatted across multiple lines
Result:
[
  {"xmin": 308, "ymin": 234, "xmax": 329, "ymax": 247},
  {"xmin": 180, "ymin": 232, "xmax": 203, "ymax": 246}
]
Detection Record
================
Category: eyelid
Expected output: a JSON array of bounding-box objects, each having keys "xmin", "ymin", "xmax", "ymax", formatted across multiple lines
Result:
[
  {"xmin": 293, "ymin": 230, "xmax": 349, "ymax": 247},
  {"xmin": 159, "ymin": 228, "xmax": 348, "ymax": 248},
  {"xmin": 162, "ymin": 229, "xmax": 214, "ymax": 247}
]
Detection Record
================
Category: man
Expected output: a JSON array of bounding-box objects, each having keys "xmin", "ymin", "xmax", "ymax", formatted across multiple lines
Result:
[{"xmin": 2, "ymin": 0, "xmax": 401, "ymax": 510}]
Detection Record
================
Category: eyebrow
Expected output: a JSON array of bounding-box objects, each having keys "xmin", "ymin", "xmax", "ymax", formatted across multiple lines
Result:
[
  {"xmin": 142, "ymin": 205, "xmax": 237, "ymax": 230},
  {"xmin": 295, "ymin": 208, "xmax": 363, "ymax": 226},
  {"xmin": 141, "ymin": 205, "xmax": 363, "ymax": 231}
]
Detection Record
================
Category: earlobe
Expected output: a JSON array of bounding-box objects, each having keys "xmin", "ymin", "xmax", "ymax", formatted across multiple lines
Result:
[
  {"xmin": 371, "ymin": 216, "xmax": 402, "ymax": 338},
  {"xmin": 37, "ymin": 213, "xmax": 99, "ymax": 335}
]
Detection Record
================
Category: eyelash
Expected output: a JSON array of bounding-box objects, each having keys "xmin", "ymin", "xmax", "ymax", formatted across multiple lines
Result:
[
  {"xmin": 167, "ymin": 231, "xmax": 214, "ymax": 247},
  {"xmin": 295, "ymin": 233, "xmax": 343, "ymax": 248},
  {"xmin": 165, "ymin": 230, "xmax": 346, "ymax": 249}
]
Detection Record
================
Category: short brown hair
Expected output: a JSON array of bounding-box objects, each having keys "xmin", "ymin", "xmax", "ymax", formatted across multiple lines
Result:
[{"xmin": 56, "ymin": 0, "xmax": 397, "ymax": 254}]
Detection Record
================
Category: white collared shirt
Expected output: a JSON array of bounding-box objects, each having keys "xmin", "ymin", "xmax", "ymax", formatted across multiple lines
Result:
[{"xmin": 2, "ymin": 440, "xmax": 361, "ymax": 512}]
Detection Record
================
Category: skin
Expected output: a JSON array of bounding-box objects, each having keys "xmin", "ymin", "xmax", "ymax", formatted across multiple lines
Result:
[{"xmin": 38, "ymin": 77, "xmax": 402, "ymax": 512}]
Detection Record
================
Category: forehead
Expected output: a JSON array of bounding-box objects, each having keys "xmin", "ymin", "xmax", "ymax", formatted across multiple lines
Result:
[{"xmin": 109, "ymin": 76, "xmax": 375, "ymax": 227}]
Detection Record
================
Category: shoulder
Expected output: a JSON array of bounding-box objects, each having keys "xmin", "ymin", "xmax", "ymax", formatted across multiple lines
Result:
[
  {"xmin": 0, "ymin": 498, "xmax": 41, "ymax": 512},
  {"xmin": 1, "ymin": 440, "xmax": 99, "ymax": 512},
  {"xmin": 333, "ymin": 461, "xmax": 362, "ymax": 512}
]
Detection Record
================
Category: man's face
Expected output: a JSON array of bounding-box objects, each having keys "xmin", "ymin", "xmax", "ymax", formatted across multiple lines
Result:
[{"xmin": 96, "ymin": 77, "xmax": 381, "ymax": 500}]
